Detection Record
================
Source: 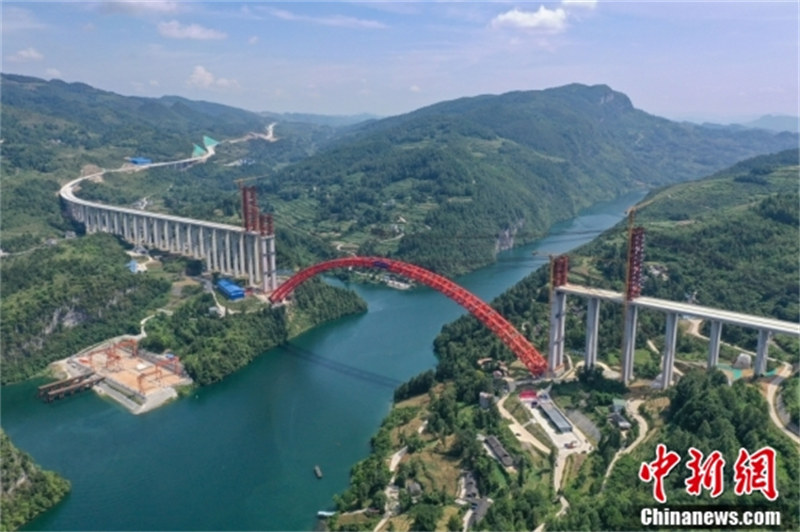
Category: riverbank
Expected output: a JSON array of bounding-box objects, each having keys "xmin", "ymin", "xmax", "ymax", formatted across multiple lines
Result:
[{"xmin": 1, "ymin": 191, "xmax": 648, "ymax": 532}]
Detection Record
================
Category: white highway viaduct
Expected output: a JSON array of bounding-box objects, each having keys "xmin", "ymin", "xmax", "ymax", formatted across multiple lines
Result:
[
  {"xmin": 549, "ymin": 284, "xmax": 800, "ymax": 389},
  {"xmin": 60, "ymin": 158, "xmax": 277, "ymax": 291}
]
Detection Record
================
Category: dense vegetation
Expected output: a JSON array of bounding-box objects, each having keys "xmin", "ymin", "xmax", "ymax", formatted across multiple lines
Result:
[
  {"xmin": 0, "ymin": 234, "xmax": 171, "ymax": 384},
  {"xmin": 333, "ymin": 381, "xmax": 555, "ymax": 532},
  {"xmin": 552, "ymin": 371, "xmax": 799, "ymax": 531},
  {"xmin": 139, "ymin": 278, "xmax": 366, "ymax": 385},
  {"xmin": 10, "ymin": 75, "xmax": 794, "ymax": 277},
  {"xmin": 431, "ymin": 149, "xmax": 800, "ymax": 379},
  {"xmin": 576, "ymin": 148, "xmax": 800, "ymax": 353},
  {"xmin": 333, "ymin": 150, "xmax": 799, "ymax": 530},
  {"xmin": 249, "ymin": 85, "xmax": 796, "ymax": 275},
  {"xmin": 0, "ymin": 73, "xmax": 343, "ymax": 251},
  {"xmin": 0, "ymin": 430, "xmax": 70, "ymax": 531}
]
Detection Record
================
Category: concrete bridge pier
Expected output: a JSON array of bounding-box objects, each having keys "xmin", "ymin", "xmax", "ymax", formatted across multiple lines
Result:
[
  {"xmin": 584, "ymin": 297, "xmax": 600, "ymax": 368},
  {"xmin": 661, "ymin": 312, "xmax": 679, "ymax": 389},
  {"xmin": 549, "ymin": 290, "xmax": 567, "ymax": 372},
  {"xmin": 621, "ymin": 305, "xmax": 638, "ymax": 385},
  {"xmin": 707, "ymin": 321, "xmax": 722, "ymax": 369},
  {"xmin": 268, "ymin": 235, "xmax": 277, "ymax": 291},
  {"xmin": 755, "ymin": 329, "xmax": 772, "ymax": 376}
]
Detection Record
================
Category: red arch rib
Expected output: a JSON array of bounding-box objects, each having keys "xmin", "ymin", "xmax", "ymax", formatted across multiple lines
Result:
[{"xmin": 269, "ymin": 256, "xmax": 547, "ymax": 376}]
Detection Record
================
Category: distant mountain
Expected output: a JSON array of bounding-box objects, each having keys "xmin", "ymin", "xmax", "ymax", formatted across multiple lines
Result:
[
  {"xmin": 259, "ymin": 83, "xmax": 798, "ymax": 274},
  {"xmin": 743, "ymin": 114, "xmax": 799, "ymax": 133},
  {"xmin": 0, "ymin": 74, "xmax": 345, "ymax": 251},
  {"xmin": 260, "ymin": 111, "xmax": 380, "ymax": 127},
  {"xmin": 2, "ymin": 76, "xmax": 797, "ymax": 276}
]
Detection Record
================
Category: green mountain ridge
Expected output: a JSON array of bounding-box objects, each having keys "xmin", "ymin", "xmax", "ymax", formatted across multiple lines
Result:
[
  {"xmin": 258, "ymin": 83, "xmax": 796, "ymax": 274},
  {"xmin": 332, "ymin": 149, "xmax": 800, "ymax": 532}
]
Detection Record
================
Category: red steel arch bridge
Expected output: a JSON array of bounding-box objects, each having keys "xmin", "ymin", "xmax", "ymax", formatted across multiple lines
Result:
[{"xmin": 269, "ymin": 256, "xmax": 548, "ymax": 376}]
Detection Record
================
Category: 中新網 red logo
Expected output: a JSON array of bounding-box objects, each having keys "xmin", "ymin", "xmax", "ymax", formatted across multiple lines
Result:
[{"xmin": 638, "ymin": 445, "xmax": 779, "ymax": 503}]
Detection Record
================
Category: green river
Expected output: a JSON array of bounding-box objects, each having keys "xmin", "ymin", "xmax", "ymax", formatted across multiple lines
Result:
[{"xmin": 1, "ymin": 190, "xmax": 646, "ymax": 531}]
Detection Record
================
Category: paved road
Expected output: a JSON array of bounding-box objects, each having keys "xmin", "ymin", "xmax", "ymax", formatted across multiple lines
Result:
[
  {"xmin": 602, "ymin": 399, "xmax": 648, "ymax": 487},
  {"xmin": 765, "ymin": 362, "xmax": 800, "ymax": 447}
]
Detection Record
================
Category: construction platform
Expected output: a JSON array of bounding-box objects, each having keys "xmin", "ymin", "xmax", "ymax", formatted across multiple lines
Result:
[{"xmin": 50, "ymin": 339, "xmax": 193, "ymax": 414}]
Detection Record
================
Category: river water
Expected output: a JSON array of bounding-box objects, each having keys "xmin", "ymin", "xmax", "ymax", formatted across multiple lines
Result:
[{"xmin": 1, "ymin": 190, "xmax": 646, "ymax": 531}]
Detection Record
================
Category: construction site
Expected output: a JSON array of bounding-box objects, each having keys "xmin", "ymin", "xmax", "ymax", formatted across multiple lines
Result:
[{"xmin": 46, "ymin": 338, "xmax": 192, "ymax": 414}]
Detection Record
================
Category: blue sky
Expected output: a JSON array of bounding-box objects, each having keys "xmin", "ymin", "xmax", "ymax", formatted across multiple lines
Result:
[{"xmin": 2, "ymin": 1, "xmax": 798, "ymax": 122}]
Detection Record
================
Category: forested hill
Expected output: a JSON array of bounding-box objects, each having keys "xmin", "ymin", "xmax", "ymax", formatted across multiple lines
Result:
[
  {"xmin": 329, "ymin": 152, "xmax": 799, "ymax": 532},
  {"xmin": 2, "ymin": 76, "xmax": 796, "ymax": 275},
  {"xmin": 259, "ymin": 84, "xmax": 797, "ymax": 275},
  {"xmin": 0, "ymin": 74, "xmax": 345, "ymax": 252},
  {"xmin": 0, "ymin": 73, "xmax": 342, "ymax": 172},
  {"xmin": 1, "ymin": 430, "xmax": 70, "ymax": 531},
  {"xmin": 432, "ymin": 148, "xmax": 799, "ymax": 386}
]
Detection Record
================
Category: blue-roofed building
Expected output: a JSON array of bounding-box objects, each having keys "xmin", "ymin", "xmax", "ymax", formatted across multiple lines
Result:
[
  {"xmin": 217, "ymin": 279, "xmax": 245, "ymax": 300},
  {"xmin": 130, "ymin": 157, "xmax": 152, "ymax": 165},
  {"xmin": 539, "ymin": 401, "xmax": 573, "ymax": 433}
]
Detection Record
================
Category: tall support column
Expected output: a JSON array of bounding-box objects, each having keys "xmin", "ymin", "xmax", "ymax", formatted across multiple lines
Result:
[
  {"xmin": 661, "ymin": 312, "xmax": 679, "ymax": 389},
  {"xmin": 621, "ymin": 305, "xmax": 639, "ymax": 385},
  {"xmin": 707, "ymin": 321, "xmax": 722, "ymax": 369},
  {"xmin": 202, "ymin": 228, "xmax": 212, "ymax": 271},
  {"xmin": 260, "ymin": 236, "xmax": 269, "ymax": 292},
  {"xmin": 585, "ymin": 297, "xmax": 600, "ymax": 369},
  {"xmin": 548, "ymin": 289, "xmax": 567, "ymax": 372},
  {"xmin": 173, "ymin": 222, "xmax": 180, "ymax": 254},
  {"xmin": 225, "ymin": 231, "xmax": 232, "ymax": 275},
  {"xmin": 251, "ymin": 235, "xmax": 259, "ymax": 288},
  {"xmin": 163, "ymin": 220, "xmax": 169, "ymax": 251},
  {"xmin": 186, "ymin": 225, "xmax": 194, "ymax": 257},
  {"xmin": 132, "ymin": 215, "xmax": 140, "ymax": 244},
  {"xmin": 755, "ymin": 329, "xmax": 771, "ymax": 376},
  {"xmin": 268, "ymin": 235, "xmax": 277, "ymax": 291},
  {"xmin": 238, "ymin": 233, "xmax": 246, "ymax": 277},
  {"xmin": 211, "ymin": 229, "xmax": 219, "ymax": 272},
  {"xmin": 179, "ymin": 222, "xmax": 184, "ymax": 253},
  {"xmin": 122, "ymin": 213, "xmax": 129, "ymax": 240},
  {"xmin": 244, "ymin": 234, "xmax": 253, "ymax": 286},
  {"xmin": 143, "ymin": 216, "xmax": 150, "ymax": 245}
]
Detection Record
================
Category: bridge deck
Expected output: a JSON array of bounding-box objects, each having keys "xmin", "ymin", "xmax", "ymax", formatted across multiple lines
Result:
[
  {"xmin": 60, "ymin": 167, "xmax": 244, "ymax": 233},
  {"xmin": 558, "ymin": 284, "xmax": 799, "ymax": 336}
]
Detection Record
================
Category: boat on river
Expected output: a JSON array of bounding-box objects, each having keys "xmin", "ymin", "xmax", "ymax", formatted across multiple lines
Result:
[{"xmin": 314, "ymin": 465, "xmax": 323, "ymax": 478}]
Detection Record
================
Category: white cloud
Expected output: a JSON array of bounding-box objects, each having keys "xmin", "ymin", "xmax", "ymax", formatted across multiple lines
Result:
[
  {"xmin": 187, "ymin": 66, "xmax": 239, "ymax": 89},
  {"xmin": 410, "ymin": 85, "xmax": 421, "ymax": 93},
  {"xmin": 248, "ymin": 36, "xmax": 259, "ymax": 45},
  {"xmin": 215, "ymin": 77, "xmax": 239, "ymax": 89},
  {"xmin": 188, "ymin": 65, "xmax": 215, "ymax": 87},
  {"xmin": 149, "ymin": 79, "xmax": 160, "ymax": 87},
  {"xmin": 7, "ymin": 47, "xmax": 44, "ymax": 63},
  {"xmin": 491, "ymin": 7, "xmax": 568, "ymax": 33},
  {"xmin": 159, "ymin": 20, "xmax": 227, "ymax": 40},
  {"xmin": 46, "ymin": 68, "xmax": 62, "ymax": 78},
  {"xmin": 264, "ymin": 8, "xmax": 387, "ymax": 29}
]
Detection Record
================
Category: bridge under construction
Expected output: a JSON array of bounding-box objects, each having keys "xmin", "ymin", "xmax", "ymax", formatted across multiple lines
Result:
[{"xmin": 59, "ymin": 139, "xmax": 798, "ymax": 390}]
